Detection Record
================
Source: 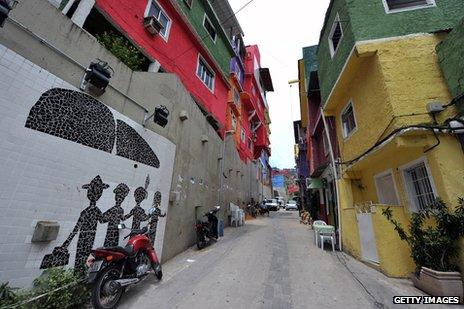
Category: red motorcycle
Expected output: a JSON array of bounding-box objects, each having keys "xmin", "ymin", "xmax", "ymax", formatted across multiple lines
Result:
[{"xmin": 87, "ymin": 220, "xmax": 162, "ymax": 309}]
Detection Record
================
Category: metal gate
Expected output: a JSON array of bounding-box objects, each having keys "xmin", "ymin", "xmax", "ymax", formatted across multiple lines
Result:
[{"xmin": 356, "ymin": 211, "xmax": 379, "ymax": 264}]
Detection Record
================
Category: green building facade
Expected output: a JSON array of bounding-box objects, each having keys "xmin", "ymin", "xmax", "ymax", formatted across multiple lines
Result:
[
  {"xmin": 317, "ymin": 0, "xmax": 464, "ymax": 102},
  {"xmin": 177, "ymin": 0, "xmax": 235, "ymax": 77}
]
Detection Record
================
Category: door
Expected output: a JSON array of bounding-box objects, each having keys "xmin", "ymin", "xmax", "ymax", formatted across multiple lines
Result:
[{"xmin": 356, "ymin": 213, "xmax": 379, "ymax": 264}]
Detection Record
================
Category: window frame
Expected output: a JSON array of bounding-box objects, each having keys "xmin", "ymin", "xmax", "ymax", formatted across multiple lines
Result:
[
  {"xmin": 328, "ymin": 13, "xmax": 343, "ymax": 58},
  {"xmin": 196, "ymin": 55, "xmax": 215, "ymax": 92},
  {"xmin": 203, "ymin": 14, "xmax": 217, "ymax": 43},
  {"xmin": 144, "ymin": 0, "xmax": 172, "ymax": 41},
  {"xmin": 382, "ymin": 0, "xmax": 436, "ymax": 14},
  {"xmin": 340, "ymin": 100, "xmax": 357, "ymax": 140},
  {"xmin": 399, "ymin": 157, "xmax": 438, "ymax": 213},
  {"xmin": 374, "ymin": 169, "xmax": 400, "ymax": 205}
]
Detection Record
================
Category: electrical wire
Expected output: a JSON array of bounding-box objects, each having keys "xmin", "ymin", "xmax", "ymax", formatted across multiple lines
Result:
[
  {"xmin": 375, "ymin": 112, "xmax": 430, "ymax": 144},
  {"xmin": 340, "ymin": 123, "xmax": 463, "ymax": 167}
]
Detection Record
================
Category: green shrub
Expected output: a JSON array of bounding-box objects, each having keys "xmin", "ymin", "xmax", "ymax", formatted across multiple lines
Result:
[
  {"xmin": 96, "ymin": 31, "xmax": 146, "ymax": 71},
  {"xmin": 0, "ymin": 282, "xmax": 20, "ymax": 307},
  {"xmin": 30, "ymin": 268, "xmax": 90, "ymax": 309},
  {"xmin": 382, "ymin": 198, "xmax": 464, "ymax": 274}
]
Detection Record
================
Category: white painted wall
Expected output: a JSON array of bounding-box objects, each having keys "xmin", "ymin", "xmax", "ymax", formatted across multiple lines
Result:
[{"xmin": 0, "ymin": 44, "xmax": 176, "ymax": 287}]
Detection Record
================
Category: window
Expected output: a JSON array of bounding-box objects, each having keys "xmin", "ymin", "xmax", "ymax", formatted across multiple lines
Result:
[
  {"xmin": 401, "ymin": 159, "xmax": 436, "ymax": 212},
  {"xmin": 240, "ymin": 128, "xmax": 246, "ymax": 142},
  {"xmin": 203, "ymin": 15, "xmax": 216, "ymax": 42},
  {"xmin": 328, "ymin": 14, "xmax": 343, "ymax": 57},
  {"xmin": 383, "ymin": 0, "xmax": 435, "ymax": 13},
  {"xmin": 341, "ymin": 101, "xmax": 357, "ymax": 139},
  {"xmin": 146, "ymin": 1, "xmax": 171, "ymax": 38},
  {"xmin": 196, "ymin": 57, "xmax": 215, "ymax": 91},
  {"xmin": 184, "ymin": 0, "xmax": 193, "ymax": 8},
  {"xmin": 375, "ymin": 171, "xmax": 400, "ymax": 205}
]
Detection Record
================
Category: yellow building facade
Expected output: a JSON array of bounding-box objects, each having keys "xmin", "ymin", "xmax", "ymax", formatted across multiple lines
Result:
[{"xmin": 324, "ymin": 34, "xmax": 464, "ymax": 277}]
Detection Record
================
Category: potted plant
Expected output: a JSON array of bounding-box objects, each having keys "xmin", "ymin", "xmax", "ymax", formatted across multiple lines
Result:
[{"xmin": 382, "ymin": 198, "xmax": 464, "ymax": 298}]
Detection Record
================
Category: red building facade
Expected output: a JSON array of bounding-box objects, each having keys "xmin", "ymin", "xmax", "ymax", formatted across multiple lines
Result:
[{"xmin": 95, "ymin": 0, "xmax": 230, "ymax": 129}]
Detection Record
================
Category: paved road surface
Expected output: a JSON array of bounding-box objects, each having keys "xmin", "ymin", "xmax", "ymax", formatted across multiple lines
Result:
[{"xmin": 118, "ymin": 210, "xmax": 446, "ymax": 309}]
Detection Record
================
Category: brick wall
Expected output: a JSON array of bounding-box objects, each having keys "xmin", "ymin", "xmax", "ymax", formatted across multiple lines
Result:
[{"xmin": 0, "ymin": 44, "xmax": 176, "ymax": 287}]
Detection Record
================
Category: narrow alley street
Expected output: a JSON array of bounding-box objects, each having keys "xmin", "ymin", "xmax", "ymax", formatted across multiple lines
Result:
[{"xmin": 118, "ymin": 211, "xmax": 439, "ymax": 309}]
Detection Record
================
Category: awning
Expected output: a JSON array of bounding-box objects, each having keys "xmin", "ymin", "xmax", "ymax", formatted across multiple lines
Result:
[{"xmin": 307, "ymin": 178, "xmax": 325, "ymax": 189}]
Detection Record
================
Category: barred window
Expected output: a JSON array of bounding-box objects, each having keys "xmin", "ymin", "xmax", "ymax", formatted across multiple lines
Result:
[{"xmin": 403, "ymin": 161, "xmax": 436, "ymax": 211}]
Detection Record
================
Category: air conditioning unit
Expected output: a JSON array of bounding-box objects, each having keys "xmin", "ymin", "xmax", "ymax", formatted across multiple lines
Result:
[
  {"xmin": 305, "ymin": 178, "xmax": 311, "ymax": 189},
  {"xmin": 143, "ymin": 16, "xmax": 164, "ymax": 35}
]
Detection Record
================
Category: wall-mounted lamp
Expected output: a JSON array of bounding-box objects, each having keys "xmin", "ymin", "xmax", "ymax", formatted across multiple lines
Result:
[
  {"xmin": 80, "ymin": 59, "xmax": 113, "ymax": 96},
  {"xmin": 0, "ymin": 0, "xmax": 18, "ymax": 27},
  {"xmin": 144, "ymin": 105, "xmax": 169, "ymax": 127}
]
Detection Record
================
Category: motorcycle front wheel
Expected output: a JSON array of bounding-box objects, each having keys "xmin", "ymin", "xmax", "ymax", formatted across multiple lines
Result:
[{"xmin": 91, "ymin": 265, "xmax": 123, "ymax": 309}]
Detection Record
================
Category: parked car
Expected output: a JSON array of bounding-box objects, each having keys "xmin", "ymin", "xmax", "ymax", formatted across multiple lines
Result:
[
  {"xmin": 265, "ymin": 199, "xmax": 279, "ymax": 211},
  {"xmin": 285, "ymin": 200, "xmax": 298, "ymax": 211}
]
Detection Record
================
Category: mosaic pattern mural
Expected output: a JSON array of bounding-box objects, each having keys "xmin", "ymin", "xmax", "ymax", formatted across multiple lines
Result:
[
  {"xmin": 102, "ymin": 183, "xmax": 130, "ymax": 247},
  {"xmin": 25, "ymin": 88, "xmax": 116, "ymax": 153},
  {"xmin": 26, "ymin": 88, "xmax": 160, "ymax": 169},
  {"xmin": 116, "ymin": 120, "xmax": 160, "ymax": 168}
]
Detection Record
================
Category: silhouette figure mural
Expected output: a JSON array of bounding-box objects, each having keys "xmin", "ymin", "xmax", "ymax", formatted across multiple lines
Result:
[
  {"xmin": 102, "ymin": 183, "xmax": 130, "ymax": 247},
  {"xmin": 25, "ymin": 88, "xmax": 170, "ymax": 274},
  {"xmin": 149, "ymin": 191, "xmax": 166, "ymax": 245},
  {"xmin": 41, "ymin": 175, "xmax": 109, "ymax": 272},
  {"xmin": 124, "ymin": 176, "xmax": 150, "ymax": 230}
]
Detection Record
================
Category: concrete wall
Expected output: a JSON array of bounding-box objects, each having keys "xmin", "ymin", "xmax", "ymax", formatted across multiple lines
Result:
[{"xmin": 0, "ymin": 0, "xmax": 263, "ymax": 287}]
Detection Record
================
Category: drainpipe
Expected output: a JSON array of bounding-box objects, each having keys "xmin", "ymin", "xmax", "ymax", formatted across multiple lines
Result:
[{"xmin": 321, "ymin": 108, "xmax": 342, "ymax": 252}]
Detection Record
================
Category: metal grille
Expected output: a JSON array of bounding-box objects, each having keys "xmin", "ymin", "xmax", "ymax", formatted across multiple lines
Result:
[{"xmin": 405, "ymin": 162, "xmax": 435, "ymax": 210}]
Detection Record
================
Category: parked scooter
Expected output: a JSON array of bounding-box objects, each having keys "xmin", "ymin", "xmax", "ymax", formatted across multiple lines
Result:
[
  {"xmin": 195, "ymin": 206, "xmax": 220, "ymax": 249},
  {"xmin": 87, "ymin": 208, "xmax": 162, "ymax": 309}
]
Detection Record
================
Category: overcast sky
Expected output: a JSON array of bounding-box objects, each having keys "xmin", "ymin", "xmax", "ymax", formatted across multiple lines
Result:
[{"xmin": 228, "ymin": 0, "xmax": 331, "ymax": 169}]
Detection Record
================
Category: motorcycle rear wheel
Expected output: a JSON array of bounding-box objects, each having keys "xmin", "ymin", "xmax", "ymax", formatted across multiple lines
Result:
[{"xmin": 91, "ymin": 266, "xmax": 123, "ymax": 309}]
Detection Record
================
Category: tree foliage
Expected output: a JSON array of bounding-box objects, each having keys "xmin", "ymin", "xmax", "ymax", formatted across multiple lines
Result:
[{"xmin": 97, "ymin": 31, "xmax": 146, "ymax": 71}]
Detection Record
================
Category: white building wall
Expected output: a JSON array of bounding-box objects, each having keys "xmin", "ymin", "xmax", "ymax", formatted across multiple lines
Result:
[{"xmin": 0, "ymin": 44, "xmax": 176, "ymax": 287}]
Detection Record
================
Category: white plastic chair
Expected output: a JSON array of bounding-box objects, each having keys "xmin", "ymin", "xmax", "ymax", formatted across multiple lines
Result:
[
  {"xmin": 320, "ymin": 232, "xmax": 335, "ymax": 252},
  {"xmin": 230, "ymin": 209, "xmax": 240, "ymax": 227},
  {"xmin": 312, "ymin": 220, "xmax": 327, "ymax": 246},
  {"xmin": 239, "ymin": 210, "xmax": 245, "ymax": 226}
]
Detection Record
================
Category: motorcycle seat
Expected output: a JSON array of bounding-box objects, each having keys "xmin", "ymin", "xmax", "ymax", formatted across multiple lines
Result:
[{"xmin": 97, "ymin": 246, "xmax": 132, "ymax": 255}]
